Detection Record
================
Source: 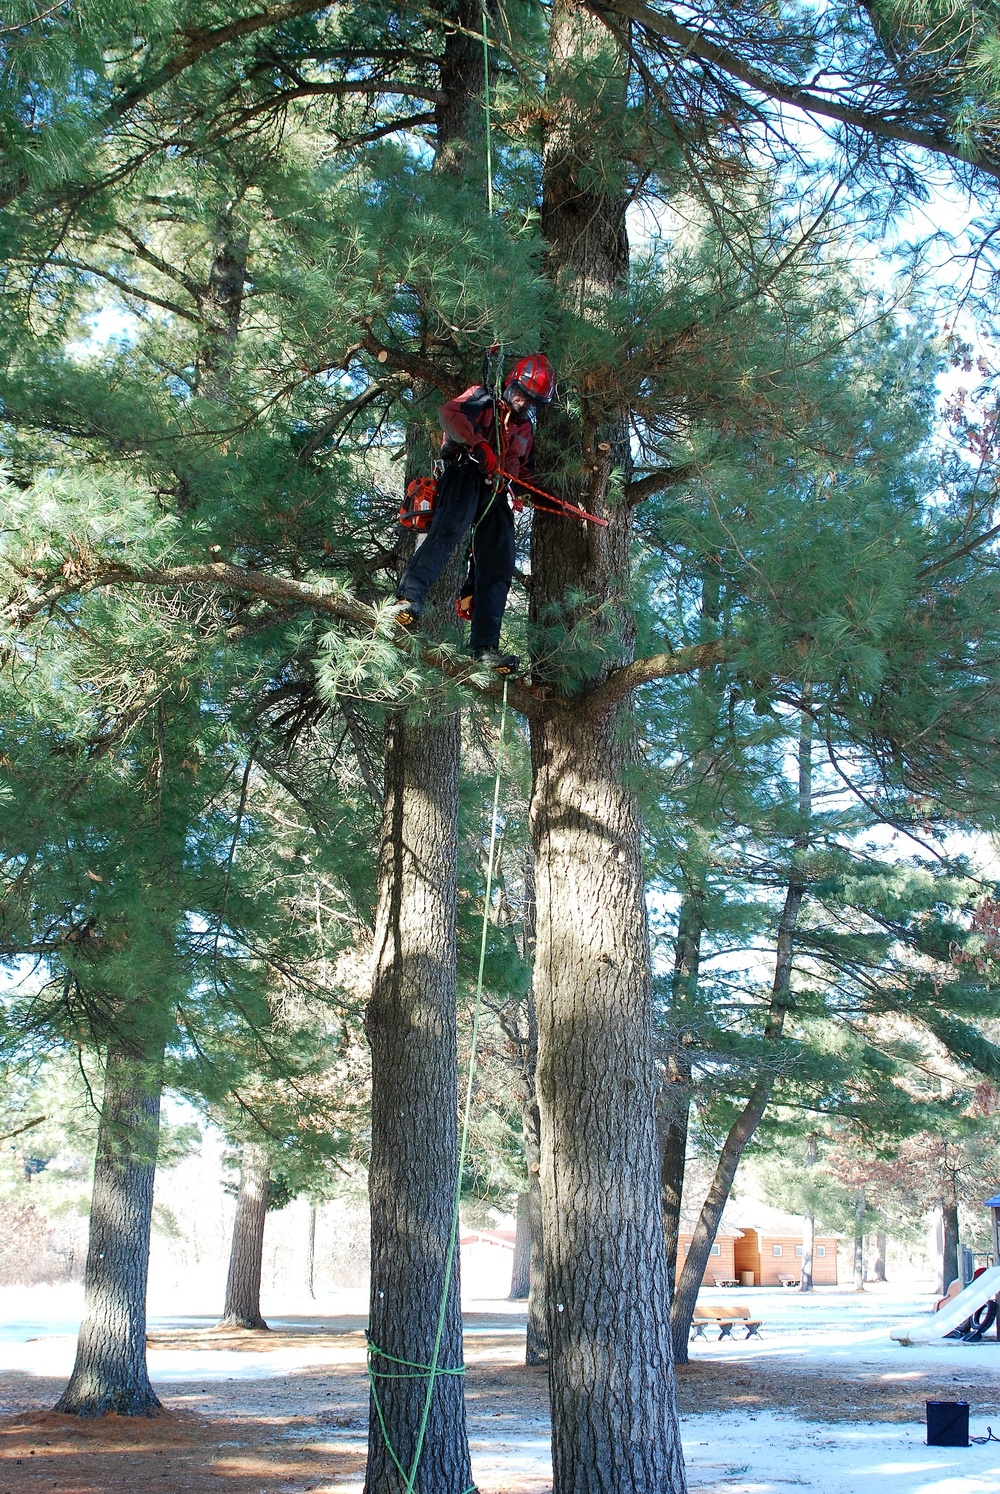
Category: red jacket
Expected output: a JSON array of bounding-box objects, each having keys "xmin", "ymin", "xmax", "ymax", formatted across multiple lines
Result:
[{"xmin": 439, "ymin": 385, "xmax": 534, "ymax": 480}]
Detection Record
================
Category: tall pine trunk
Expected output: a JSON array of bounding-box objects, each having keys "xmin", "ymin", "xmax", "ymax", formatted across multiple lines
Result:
[
  {"xmin": 530, "ymin": 5, "xmax": 685, "ymax": 1487},
  {"xmin": 218, "ymin": 1142, "xmax": 270, "ymax": 1331},
  {"xmin": 942, "ymin": 1181, "xmax": 960, "ymax": 1294},
  {"xmin": 362, "ymin": 7, "xmax": 488, "ymax": 1486},
  {"xmin": 55, "ymin": 1040, "xmax": 163, "ymax": 1417},
  {"xmin": 659, "ymin": 887, "xmax": 703, "ymax": 1299},
  {"xmin": 306, "ymin": 1204, "xmax": 318, "ymax": 1299},
  {"xmin": 849, "ymin": 1189, "xmax": 866, "ymax": 1284},
  {"xmin": 671, "ymin": 711, "xmax": 812, "ymax": 1361},
  {"xmin": 853, "ymin": 1190, "xmax": 866, "ymax": 1291},
  {"xmin": 519, "ymin": 1038, "xmax": 547, "ymax": 1365},
  {"xmin": 365, "ymin": 706, "xmax": 471, "ymax": 1494},
  {"xmin": 510, "ymin": 1193, "xmax": 531, "ymax": 1299},
  {"xmin": 799, "ymin": 1135, "xmax": 817, "ymax": 1294},
  {"xmin": 532, "ymin": 710, "xmax": 684, "ymax": 1491},
  {"xmin": 872, "ymin": 1229, "xmax": 887, "ymax": 1283},
  {"xmin": 519, "ymin": 863, "xmax": 548, "ymax": 1365},
  {"xmin": 660, "ymin": 576, "xmax": 721, "ymax": 1299}
]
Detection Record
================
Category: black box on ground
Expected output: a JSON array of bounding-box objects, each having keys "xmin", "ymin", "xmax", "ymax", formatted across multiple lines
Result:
[{"xmin": 926, "ymin": 1400, "xmax": 970, "ymax": 1447}]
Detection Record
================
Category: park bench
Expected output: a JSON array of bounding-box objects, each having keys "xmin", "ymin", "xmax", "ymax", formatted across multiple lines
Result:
[
  {"xmin": 712, "ymin": 1275, "xmax": 740, "ymax": 1288},
  {"xmin": 777, "ymin": 1274, "xmax": 800, "ymax": 1288},
  {"xmin": 690, "ymin": 1305, "xmax": 763, "ymax": 1342}
]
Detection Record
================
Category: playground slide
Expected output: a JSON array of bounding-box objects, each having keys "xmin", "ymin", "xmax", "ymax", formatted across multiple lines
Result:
[{"xmin": 891, "ymin": 1264, "xmax": 1000, "ymax": 1345}]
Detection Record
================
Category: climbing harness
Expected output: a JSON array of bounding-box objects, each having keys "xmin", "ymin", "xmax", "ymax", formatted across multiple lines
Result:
[{"xmin": 366, "ymin": 681, "xmax": 510, "ymax": 1494}]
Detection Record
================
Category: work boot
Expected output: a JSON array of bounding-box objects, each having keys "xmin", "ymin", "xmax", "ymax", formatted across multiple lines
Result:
[
  {"xmin": 473, "ymin": 649, "xmax": 520, "ymax": 676},
  {"xmin": 386, "ymin": 596, "xmax": 422, "ymax": 629}
]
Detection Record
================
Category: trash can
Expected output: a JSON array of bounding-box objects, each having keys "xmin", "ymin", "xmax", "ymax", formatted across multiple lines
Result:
[{"xmin": 740, "ymin": 1271, "xmax": 754, "ymax": 1287}]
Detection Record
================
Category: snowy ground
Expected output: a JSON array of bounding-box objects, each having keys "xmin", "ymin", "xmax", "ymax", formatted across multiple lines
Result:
[{"xmin": 2, "ymin": 1280, "xmax": 1000, "ymax": 1491}]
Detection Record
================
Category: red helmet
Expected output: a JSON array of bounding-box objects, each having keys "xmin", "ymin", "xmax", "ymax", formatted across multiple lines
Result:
[{"xmin": 505, "ymin": 354, "xmax": 556, "ymax": 405}]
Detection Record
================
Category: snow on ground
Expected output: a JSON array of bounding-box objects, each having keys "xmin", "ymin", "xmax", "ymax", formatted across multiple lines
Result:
[
  {"xmin": 683, "ymin": 1412, "xmax": 1000, "ymax": 1494},
  {"xmin": 3, "ymin": 1280, "xmax": 1000, "ymax": 1491}
]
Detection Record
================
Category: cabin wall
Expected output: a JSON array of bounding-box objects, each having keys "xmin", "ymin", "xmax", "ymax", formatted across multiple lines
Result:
[
  {"xmin": 676, "ymin": 1234, "xmax": 738, "ymax": 1287},
  {"xmin": 725, "ymin": 1228, "xmax": 840, "ymax": 1286}
]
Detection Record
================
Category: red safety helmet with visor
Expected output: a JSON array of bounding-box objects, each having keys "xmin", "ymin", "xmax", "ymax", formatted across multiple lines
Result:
[{"xmin": 505, "ymin": 354, "xmax": 556, "ymax": 405}]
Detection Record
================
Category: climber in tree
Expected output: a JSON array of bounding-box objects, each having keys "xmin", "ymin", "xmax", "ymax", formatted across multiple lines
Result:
[{"xmin": 389, "ymin": 354, "xmax": 556, "ymax": 674}]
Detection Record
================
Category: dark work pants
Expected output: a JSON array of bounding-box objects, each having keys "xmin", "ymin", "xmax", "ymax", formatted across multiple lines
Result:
[{"xmin": 398, "ymin": 459, "xmax": 516, "ymax": 654}]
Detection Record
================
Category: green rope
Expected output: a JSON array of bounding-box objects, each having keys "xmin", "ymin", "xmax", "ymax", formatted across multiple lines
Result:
[
  {"xmin": 482, "ymin": 3, "xmax": 494, "ymax": 216},
  {"xmin": 367, "ymin": 679, "xmax": 510, "ymax": 1494}
]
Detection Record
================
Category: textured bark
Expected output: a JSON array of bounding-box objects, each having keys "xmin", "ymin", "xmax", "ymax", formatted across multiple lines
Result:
[
  {"xmin": 361, "ymin": 14, "xmax": 486, "ymax": 1485},
  {"xmin": 510, "ymin": 1193, "xmax": 531, "ymax": 1299},
  {"xmin": 532, "ymin": 708, "xmax": 683, "ymax": 1492},
  {"xmin": 55, "ymin": 1041, "xmax": 163, "ymax": 1417},
  {"xmin": 434, "ymin": 0, "xmax": 488, "ymax": 182},
  {"xmin": 218, "ymin": 1142, "xmax": 271, "ymax": 1331},
  {"xmin": 515, "ymin": 925, "xmax": 548, "ymax": 1362},
  {"xmin": 799, "ymin": 1135, "xmax": 817, "ymax": 1294},
  {"xmin": 853, "ymin": 1190, "xmax": 866, "ymax": 1291},
  {"xmin": 659, "ymin": 888, "xmax": 703, "ymax": 1300},
  {"xmin": 872, "ymin": 1229, "xmax": 887, "ymax": 1283},
  {"xmin": 942, "ymin": 1182, "xmax": 960, "ymax": 1294},
  {"xmin": 671, "ymin": 714, "xmax": 812, "ymax": 1362},
  {"xmin": 307, "ymin": 1204, "xmax": 318, "ymax": 1299},
  {"xmin": 365, "ymin": 707, "xmax": 471, "ymax": 1494},
  {"xmin": 519, "ymin": 1023, "xmax": 548, "ymax": 1365},
  {"xmin": 525, "ymin": 1167, "xmax": 548, "ymax": 1368},
  {"xmin": 197, "ymin": 213, "xmax": 248, "ymax": 401},
  {"xmin": 529, "ymin": 5, "xmax": 685, "ymax": 1487}
]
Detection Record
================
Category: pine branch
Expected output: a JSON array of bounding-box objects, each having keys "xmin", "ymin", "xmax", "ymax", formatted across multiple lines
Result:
[
  {"xmin": 104, "ymin": 2, "xmax": 336, "ymax": 126},
  {"xmin": 2, "ymin": 560, "xmax": 547, "ymax": 714},
  {"xmin": 593, "ymin": 0, "xmax": 1000, "ymax": 184},
  {"xmin": 624, "ymin": 465, "xmax": 698, "ymax": 505},
  {"xmin": 585, "ymin": 640, "xmax": 728, "ymax": 712},
  {"xmin": 0, "ymin": 1116, "xmax": 46, "ymax": 1144}
]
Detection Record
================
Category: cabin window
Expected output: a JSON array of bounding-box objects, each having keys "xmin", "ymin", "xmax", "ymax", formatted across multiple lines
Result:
[
  {"xmin": 710, "ymin": 1243, "xmax": 721, "ymax": 1256},
  {"xmin": 772, "ymin": 1244, "xmax": 783, "ymax": 1257},
  {"xmin": 816, "ymin": 1245, "xmax": 826, "ymax": 1258},
  {"xmin": 683, "ymin": 1243, "xmax": 690, "ymax": 1254},
  {"xmin": 795, "ymin": 1245, "xmax": 804, "ymax": 1258}
]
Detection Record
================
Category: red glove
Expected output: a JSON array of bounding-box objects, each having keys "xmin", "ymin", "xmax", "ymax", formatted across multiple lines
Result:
[{"xmin": 474, "ymin": 441, "xmax": 499, "ymax": 474}]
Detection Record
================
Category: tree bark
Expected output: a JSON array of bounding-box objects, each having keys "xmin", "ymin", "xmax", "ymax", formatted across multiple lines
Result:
[
  {"xmin": 520, "ymin": 1020, "xmax": 547, "ymax": 1366},
  {"xmin": 872, "ymin": 1229, "xmax": 887, "ymax": 1283},
  {"xmin": 799, "ymin": 1135, "xmax": 817, "ymax": 1294},
  {"xmin": 659, "ymin": 887, "xmax": 703, "ymax": 1300},
  {"xmin": 671, "ymin": 711, "xmax": 812, "ymax": 1361},
  {"xmin": 532, "ymin": 705, "xmax": 684, "ymax": 1492},
  {"xmin": 307, "ymin": 1203, "xmax": 318, "ymax": 1300},
  {"xmin": 659, "ymin": 575, "xmax": 721, "ymax": 1302},
  {"xmin": 197, "ymin": 211, "xmax": 248, "ymax": 401},
  {"xmin": 510, "ymin": 1193, "xmax": 531, "ymax": 1299},
  {"xmin": 529, "ymin": 5, "xmax": 685, "ymax": 1487},
  {"xmin": 942, "ymin": 1177, "xmax": 960, "ymax": 1294},
  {"xmin": 516, "ymin": 887, "xmax": 548, "ymax": 1364},
  {"xmin": 361, "ymin": 9, "xmax": 487, "ymax": 1485},
  {"xmin": 525, "ymin": 1167, "xmax": 547, "ymax": 1368},
  {"xmin": 365, "ymin": 706, "xmax": 471, "ymax": 1494},
  {"xmin": 55, "ymin": 1040, "xmax": 163, "ymax": 1417},
  {"xmin": 853, "ymin": 1190, "xmax": 866, "ymax": 1291},
  {"xmin": 218, "ymin": 1142, "xmax": 271, "ymax": 1331}
]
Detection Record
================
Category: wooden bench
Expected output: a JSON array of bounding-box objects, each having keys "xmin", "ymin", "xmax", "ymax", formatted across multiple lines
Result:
[
  {"xmin": 712, "ymin": 1275, "xmax": 740, "ymax": 1288},
  {"xmin": 777, "ymin": 1274, "xmax": 800, "ymax": 1288},
  {"xmin": 690, "ymin": 1305, "xmax": 763, "ymax": 1342}
]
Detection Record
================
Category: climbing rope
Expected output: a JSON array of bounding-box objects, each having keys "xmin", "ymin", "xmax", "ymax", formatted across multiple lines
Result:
[{"xmin": 367, "ymin": 679, "xmax": 510, "ymax": 1494}]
